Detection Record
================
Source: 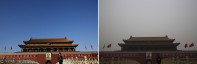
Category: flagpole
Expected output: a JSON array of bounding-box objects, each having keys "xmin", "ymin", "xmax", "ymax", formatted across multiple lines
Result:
[
  {"xmin": 91, "ymin": 43, "xmax": 92, "ymax": 51},
  {"xmin": 4, "ymin": 46, "xmax": 6, "ymax": 53},
  {"xmin": 103, "ymin": 45, "xmax": 104, "ymax": 51},
  {"xmin": 194, "ymin": 43, "xmax": 195, "ymax": 51},
  {"xmin": 185, "ymin": 42, "xmax": 188, "ymax": 51},
  {"xmin": 85, "ymin": 44, "xmax": 87, "ymax": 51},
  {"xmin": 90, "ymin": 43, "xmax": 93, "ymax": 51},
  {"xmin": 110, "ymin": 46, "xmax": 112, "ymax": 51},
  {"xmin": 103, "ymin": 48, "xmax": 104, "ymax": 51},
  {"xmin": 103, "ymin": 43, "xmax": 106, "ymax": 51},
  {"xmin": 110, "ymin": 43, "xmax": 112, "ymax": 51},
  {"xmin": 193, "ymin": 43, "xmax": 195, "ymax": 51},
  {"xmin": 103, "ymin": 44, "xmax": 105, "ymax": 51}
]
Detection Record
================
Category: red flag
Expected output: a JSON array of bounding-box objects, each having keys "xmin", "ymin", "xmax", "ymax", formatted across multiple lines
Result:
[
  {"xmin": 189, "ymin": 43, "xmax": 194, "ymax": 47},
  {"xmin": 10, "ymin": 46, "xmax": 12, "ymax": 50},
  {"xmin": 107, "ymin": 43, "xmax": 112, "ymax": 48},
  {"xmin": 85, "ymin": 45, "xmax": 87, "ymax": 50},
  {"xmin": 90, "ymin": 44, "xmax": 93, "ymax": 50},
  {"xmin": 185, "ymin": 43, "xmax": 188, "ymax": 48},
  {"xmin": 102, "ymin": 44, "xmax": 105, "ymax": 49}
]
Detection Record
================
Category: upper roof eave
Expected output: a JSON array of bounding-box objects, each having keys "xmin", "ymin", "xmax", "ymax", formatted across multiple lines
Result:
[
  {"xmin": 123, "ymin": 39, "xmax": 175, "ymax": 42},
  {"xmin": 124, "ymin": 36, "xmax": 175, "ymax": 42},
  {"xmin": 24, "ymin": 37, "xmax": 74, "ymax": 44},
  {"xmin": 18, "ymin": 44, "xmax": 79, "ymax": 48}
]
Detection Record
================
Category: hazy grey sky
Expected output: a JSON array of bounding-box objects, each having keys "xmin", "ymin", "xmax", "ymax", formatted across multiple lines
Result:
[{"xmin": 99, "ymin": 0, "xmax": 197, "ymax": 51}]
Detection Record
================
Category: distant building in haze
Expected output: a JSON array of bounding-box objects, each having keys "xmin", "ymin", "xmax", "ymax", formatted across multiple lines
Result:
[
  {"xmin": 118, "ymin": 35, "xmax": 180, "ymax": 51},
  {"xmin": 100, "ymin": 35, "xmax": 197, "ymax": 64}
]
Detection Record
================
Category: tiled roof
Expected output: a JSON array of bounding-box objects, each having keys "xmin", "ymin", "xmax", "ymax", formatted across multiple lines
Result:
[
  {"xmin": 124, "ymin": 36, "xmax": 175, "ymax": 41},
  {"xmin": 24, "ymin": 37, "xmax": 73, "ymax": 43},
  {"xmin": 118, "ymin": 43, "xmax": 180, "ymax": 46},
  {"xmin": 18, "ymin": 44, "xmax": 78, "ymax": 47}
]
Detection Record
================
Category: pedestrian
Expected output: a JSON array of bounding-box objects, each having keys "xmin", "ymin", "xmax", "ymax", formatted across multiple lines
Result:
[
  {"xmin": 156, "ymin": 55, "xmax": 161, "ymax": 64},
  {"xmin": 58, "ymin": 52, "xmax": 63, "ymax": 64}
]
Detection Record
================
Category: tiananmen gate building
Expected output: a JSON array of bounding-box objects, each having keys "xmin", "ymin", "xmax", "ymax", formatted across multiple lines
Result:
[
  {"xmin": 100, "ymin": 35, "xmax": 197, "ymax": 64},
  {"xmin": 0, "ymin": 37, "xmax": 98, "ymax": 64}
]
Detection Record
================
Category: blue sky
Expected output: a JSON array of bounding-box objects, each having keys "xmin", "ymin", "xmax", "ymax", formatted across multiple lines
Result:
[{"xmin": 0, "ymin": 0, "xmax": 98, "ymax": 52}]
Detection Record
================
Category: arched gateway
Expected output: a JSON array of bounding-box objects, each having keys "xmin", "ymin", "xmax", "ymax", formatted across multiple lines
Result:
[{"xmin": 46, "ymin": 60, "xmax": 52, "ymax": 64}]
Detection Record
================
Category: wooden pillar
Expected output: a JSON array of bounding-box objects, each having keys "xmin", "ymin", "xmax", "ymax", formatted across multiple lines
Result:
[
  {"xmin": 43, "ymin": 48, "xmax": 46, "ymax": 52},
  {"xmin": 71, "ymin": 48, "xmax": 73, "ymax": 52},
  {"xmin": 38, "ymin": 48, "xmax": 40, "ymax": 52},
  {"xmin": 45, "ymin": 48, "xmax": 47, "ymax": 52},
  {"xmin": 26, "ymin": 48, "xmax": 28, "ymax": 52},
  {"xmin": 59, "ymin": 48, "xmax": 61, "ymax": 52},
  {"xmin": 51, "ymin": 48, "xmax": 53, "ymax": 52},
  {"xmin": 47, "ymin": 48, "xmax": 49, "ymax": 52},
  {"xmin": 46, "ymin": 48, "xmax": 48, "ymax": 52},
  {"xmin": 66, "ymin": 48, "xmax": 68, "ymax": 52},
  {"xmin": 54, "ymin": 48, "xmax": 56, "ymax": 52},
  {"xmin": 24, "ymin": 48, "xmax": 26, "ymax": 52},
  {"xmin": 42, "ymin": 48, "xmax": 44, "ymax": 52},
  {"xmin": 60, "ymin": 48, "xmax": 62, "ymax": 52},
  {"xmin": 65, "ymin": 48, "xmax": 67, "ymax": 52},
  {"xmin": 68, "ymin": 48, "xmax": 70, "ymax": 52},
  {"xmin": 31, "ymin": 48, "xmax": 33, "ymax": 52},
  {"xmin": 40, "ymin": 48, "xmax": 42, "ymax": 52},
  {"xmin": 28, "ymin": 48, "xmax": 30, "ymax": 52},
  {"xmin": 73, "ymin": 48, "xmax": 75, "ymax": 51},
  {"xmin": 27, "ymin": 48, "xmax": 32, "ymax": 52},
  {"xmin": 57, "ymin": 48, "xmax": 59, "ymax": 52},
  {"xmin": 34, "ymin": 48, "xmax": 35, "ymax": 52},
  {"xmin": 35, "ymin": 48, "xmax": 37, "ymax": 52},
  {"xmin": 63, "ymin": 48, "xmax": 65, "ymax": 52}
]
